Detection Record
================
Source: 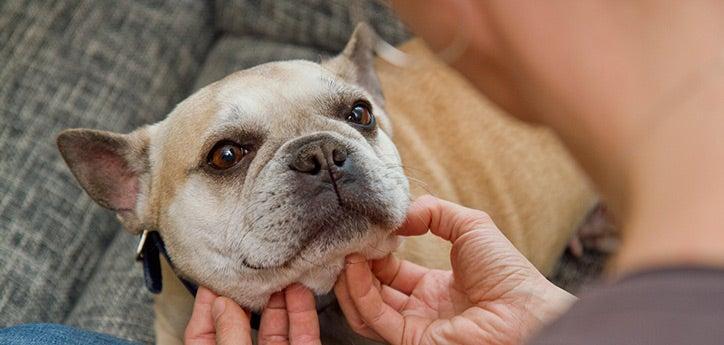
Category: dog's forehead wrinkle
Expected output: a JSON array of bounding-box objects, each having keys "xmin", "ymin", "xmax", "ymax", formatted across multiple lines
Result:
[
  {"xmin": 205, "ymin": 110, "xmax": 268, "ymax": 142},
  {"xmin": 216, "ymin": 61, "xmax": 363, "ymax": 119}
]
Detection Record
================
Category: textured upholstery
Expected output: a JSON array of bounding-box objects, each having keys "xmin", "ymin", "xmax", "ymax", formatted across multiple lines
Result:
[
  {"xmin": 193, "ymin": 37, "xmax": 324, "ymax": 90},
  {"xmin": 214, "ymin": 0, "xmax": 409, "ymax": 53},
  {"xmin": 0, "ymin": 1, "xmax": 214, "ymax": 342}
]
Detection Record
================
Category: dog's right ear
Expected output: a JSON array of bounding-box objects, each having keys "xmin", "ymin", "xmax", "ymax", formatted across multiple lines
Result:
[
  {"xmin": 324, "ymin": 23, "xmax": 384, "ymax": 105},
  {"xmin": 56, "ymin": 127, "xmax": 151, "ymax": 234}
]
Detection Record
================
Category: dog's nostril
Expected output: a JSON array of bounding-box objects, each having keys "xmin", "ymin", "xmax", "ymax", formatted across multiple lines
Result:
[
  {"xmin": 332, "ymin": 148, "xmax": 347, "ymax": 167},
  {"xmin": 290, "ymin": 140, "xmax": 348, "ymax": 175},
  {"xmin": 290, "ymin": 154, "xmax": 322, "ymax": 175},
  {"xmin": 309, "ymin": 158, "xmax": 321, "ymax": 174}
]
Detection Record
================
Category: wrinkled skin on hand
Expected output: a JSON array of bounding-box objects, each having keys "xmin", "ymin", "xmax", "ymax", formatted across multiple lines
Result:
[{"xmin": 335, "ymin": 195, "xmax": 576, "ymax": 345}]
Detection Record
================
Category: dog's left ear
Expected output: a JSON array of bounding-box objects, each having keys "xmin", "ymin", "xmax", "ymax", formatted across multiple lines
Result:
[{"xmin": 324, "ymin": 23, "xmax": 384, "ymax": 106}]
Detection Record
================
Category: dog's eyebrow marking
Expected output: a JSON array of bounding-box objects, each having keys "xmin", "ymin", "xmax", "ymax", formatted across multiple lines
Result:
[
  {"xmin": 313, "ymin": 84, "xmax": 368, "ymax": 116},
  {"xmin": 212, "ymin": 97, "xmax": 271, "ymax": 133},
  {"xmin": 215, "ymin": 109, "xmax": 252, "ymax": 129},
  {"xmin": 310, "ymin": 82, "xmax": 380, "ymax": 141}
]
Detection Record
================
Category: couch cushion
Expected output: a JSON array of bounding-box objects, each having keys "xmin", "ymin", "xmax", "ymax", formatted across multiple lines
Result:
[
  {"xmin": 0, "ymin": 0, "xmax": 214, "ymax": 342},
  {"xmin": 194, "ymin": 37, "xmax": 324, "ymax": 89},
  {"xmin": 63, "ymin": 233, "xmax": 156, "ymax": 344},
  {"xmin": 214, "ymin": 0, "xmax": 409, "ymax": 54}
]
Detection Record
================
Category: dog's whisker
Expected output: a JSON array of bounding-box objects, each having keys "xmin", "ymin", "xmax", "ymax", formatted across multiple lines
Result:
[
  {"xmin": 297, "ymin": 255, "xmax": 339, "ymax": 273},
  {"xmin": 406, "ymin": 179, "xmax": 438, "ymax": 198},
  {"xmin": 382, "ymin": 162, "xmax": 433, "ymax": 176}
]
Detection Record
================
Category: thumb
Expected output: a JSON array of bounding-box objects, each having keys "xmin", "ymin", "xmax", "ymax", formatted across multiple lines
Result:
[
  {"xmin": 212, "ymin": 297, "xmax": 253, "ymax": 345},
  {"xmin": 397, "ymin": 195, "xmax": 498, "ymax": 242}
]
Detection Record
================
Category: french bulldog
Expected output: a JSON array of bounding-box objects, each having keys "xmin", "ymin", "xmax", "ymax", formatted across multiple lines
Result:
[
  {"xmin": 57, "ymin": 23, "xmax": 407, "ymax": 310},
  {"xmin": 57, "ymin": 24, "xmax": 599, "ymax": 344}
]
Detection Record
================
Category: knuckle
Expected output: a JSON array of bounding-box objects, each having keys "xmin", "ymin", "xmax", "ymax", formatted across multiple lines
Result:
[
  {"xmin": 351, "ymin": 321, "xmax": 375, "ymax": 338},
  {"xmin": 182, "ymin": 329, "xmax": 196, "ymax": 343},
  {"xmin": 367, "ymin": 306, "xmax": 387, "ymax": 325},
  {"xmin": 294, "ymin": 334, "xmax": 320, "ymax": 344},
  {"xmin": 352, "ymin": 323, "xmax": 368, "ymax": 333},
  {"xmin": 416, "ymin": 195, "xmax": 442, "ymax": 215},
  {"xmin": 472, "ymin": 210, "xmax": 492, "ymax": 224},
  {"xmin": 217, "ymin": 318, "xmax": 242, "ymax": 336},
  {"xmin": 416, "ymin": 194, "xmax": 438, "ymax": 205},
  {"xmin": 260, "ymin": 334, "xmax": 287, "ymax": 344},
  {"xmin": 460, "ymin": 209, "xmax": 492, "ymax": 230}
]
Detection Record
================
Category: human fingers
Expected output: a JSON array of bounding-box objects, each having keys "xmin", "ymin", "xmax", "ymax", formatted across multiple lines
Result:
[
  {"xmin": 370, "ymin": 254, "xmax": 429, "ymax": 295},
  {"xmin": 259, "ymin": 291, "xmax": 289, "ymax": 345},
  {"xmin": 212, "ymin": 297, "xmax": 253, "ymax": 345},
  {"xmin": 398, "ymin": 195, "xmax": 496, "ymax": 243},
  {"xmin": 284, "ymin": 284, "xmax": 321, "ymax": 345},
  {"xmin": 184, "ymin": 287, "xmax": 219, "ymax": 345},
  {"xmin": 334, "ymin": 272, "xmax": 385, "ymax": 341},
  {"xmin": 344, "ymin": 254, "xmax": 407, "ymax": 345}
]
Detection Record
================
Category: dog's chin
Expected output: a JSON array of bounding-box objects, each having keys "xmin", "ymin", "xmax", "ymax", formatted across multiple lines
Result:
[
  {"xmin": 297, "ymin": 229, "xmax": 401, "ymax": 294},
  {"xmin": 225, "ymin": 230, "xmax": 400, "ymax": 311}
]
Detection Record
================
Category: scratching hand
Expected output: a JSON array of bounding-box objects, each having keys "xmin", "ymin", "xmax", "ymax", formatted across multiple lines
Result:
[
  {"xmin": 334, "ymin": 195, "xmax": 576, "ymax": 345},
  {"xmin": 185, "ymin": 284, "xmax": 321, "ymax": 345}
]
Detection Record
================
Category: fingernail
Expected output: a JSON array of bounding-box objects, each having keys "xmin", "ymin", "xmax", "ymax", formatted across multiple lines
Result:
[{"xmin": 212, "ymin": 297, "xmax": 226, "ymax": 320}]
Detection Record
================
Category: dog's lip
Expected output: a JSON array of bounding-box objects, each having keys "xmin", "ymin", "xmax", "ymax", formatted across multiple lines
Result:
[
  {"xmin": 241, "ymin": 258, "xmax": 270, "ymax": 270},
  {"xmin": 241, "ymin": 256, "xmax": 293, "ymax": 271}
]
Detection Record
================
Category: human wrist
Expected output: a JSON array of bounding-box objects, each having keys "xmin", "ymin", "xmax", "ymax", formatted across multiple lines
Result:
[
  {"xmin": 516, "ymin": 278, "xmax": 577, "ymax": 342},
  {"xmin": 537, "ymin": 282, "xmax": 577, "ymax": 324}
]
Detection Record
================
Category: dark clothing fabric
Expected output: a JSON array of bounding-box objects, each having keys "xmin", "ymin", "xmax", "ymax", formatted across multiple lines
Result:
[{"xmin": 530, "ymin": 267, "xmax": 724, "ymax": 345}]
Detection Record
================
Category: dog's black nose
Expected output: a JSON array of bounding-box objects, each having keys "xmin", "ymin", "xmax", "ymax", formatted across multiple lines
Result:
[{"xmin": 289, "ymin": 139, "xmax": 348, "ymax": 177}]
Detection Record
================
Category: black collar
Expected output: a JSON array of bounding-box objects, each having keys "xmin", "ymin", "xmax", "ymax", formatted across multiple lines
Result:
[{"xmin": 135, "ymin": 230, "xmax": 261, "ymax": 329}]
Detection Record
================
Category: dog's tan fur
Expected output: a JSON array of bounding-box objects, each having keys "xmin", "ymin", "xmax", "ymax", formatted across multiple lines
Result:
[{"xmin": 151, "ymin": 89, "xmax": 220, "ymax": 229}]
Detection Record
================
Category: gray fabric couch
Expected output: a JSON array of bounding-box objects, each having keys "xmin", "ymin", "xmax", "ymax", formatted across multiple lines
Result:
[{"xmin": 0, "ymin": 1, "xmax": 602, "ymax": 344}]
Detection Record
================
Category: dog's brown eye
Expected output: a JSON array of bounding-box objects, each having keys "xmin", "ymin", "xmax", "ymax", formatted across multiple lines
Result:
[
  {"xmin": 346, "ymin": 103, "xmax": 374, "ymax": 127},
  {"xmin": 208, "ymin": 141, "xmax": 246, "ymax": 170}
]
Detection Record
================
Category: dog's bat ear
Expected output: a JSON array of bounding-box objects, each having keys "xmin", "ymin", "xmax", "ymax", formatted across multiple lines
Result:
[
  {"xmin": 324, "ymin": 22, "xmax": 384, "ymax": 106},
  {"xmin": 56, "ymin": 127, "xmax": 151, "ymax": 234}
]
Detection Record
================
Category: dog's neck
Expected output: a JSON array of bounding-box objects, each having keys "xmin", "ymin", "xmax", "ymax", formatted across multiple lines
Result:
[{"xmin": 136, "ymin": 230, "xmax": 198, "ymax": 295}]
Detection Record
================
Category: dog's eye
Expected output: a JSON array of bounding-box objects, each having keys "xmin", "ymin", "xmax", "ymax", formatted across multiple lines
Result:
[
  {"xmin": 207, "ymin": 141, "xmax": 247, "ymax": 170},
  {"xmin": 346, "ymin": 102, "xmax": 374, "ymax": 127}
]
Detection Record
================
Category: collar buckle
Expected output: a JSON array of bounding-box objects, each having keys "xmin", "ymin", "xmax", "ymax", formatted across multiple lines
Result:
[{"xmin": 135, "ymin": 229, "xmax": 149, "ymax": 261}]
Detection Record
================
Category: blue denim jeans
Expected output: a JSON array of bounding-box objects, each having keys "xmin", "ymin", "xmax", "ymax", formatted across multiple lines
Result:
[{"xmin": 0, "ymin": 324, "xmax": 138, "ymax": 345}]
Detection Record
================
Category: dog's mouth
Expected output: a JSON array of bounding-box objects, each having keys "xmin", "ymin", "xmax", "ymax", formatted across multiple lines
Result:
[{"xmin": 241, "ymin": 258, "xmax": 275, "ymax": 270}]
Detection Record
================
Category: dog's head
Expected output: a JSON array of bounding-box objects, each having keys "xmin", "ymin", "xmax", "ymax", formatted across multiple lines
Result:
[{"xmin": 56, "ymin": 24, "xmax": 409, "ymax": 309}]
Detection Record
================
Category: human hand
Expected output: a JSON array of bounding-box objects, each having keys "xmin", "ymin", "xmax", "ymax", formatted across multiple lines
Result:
[
  {"xmin": 184, "ymin": 284, "xmax": 321, "ymax": 345},
  {"xmin": 335, "ymin": 195, "xmax": 576, "ymax": 345}
]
